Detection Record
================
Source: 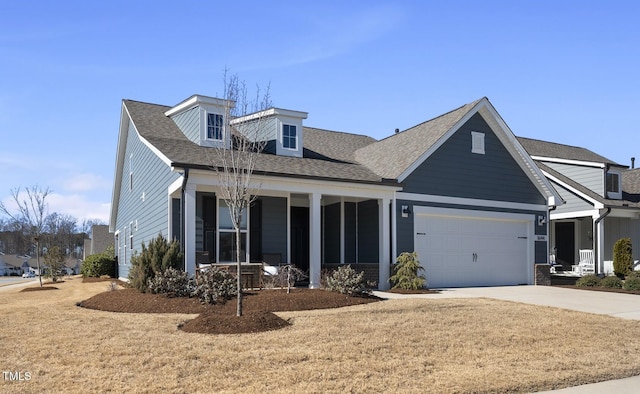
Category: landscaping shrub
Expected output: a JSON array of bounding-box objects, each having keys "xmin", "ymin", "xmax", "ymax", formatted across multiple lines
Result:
[
  {"xmin": 626, "ymin": 271, "xmax": 640, "ymax": 280},
  {"xmin": 192, "ymin": 266, "xmax": 237, "ymax": 304},
  {"xmin": 576, "ymin": 274, "xmax": 600, "ymax": 287},
  {"xmin": 623, "ymin": 277, "xmax": 640, "ymax": 291},
  {"xmin": 129, "ymin": 234, "xmax": 183, "ymax": 292},
  {"xmin": 81, "ymin": 245, "xmax": 116, "ymax": 278},
  {"xmin": 263, "ymin": 264, "xmax": 307, "ymax": 293},
  {"xmin": 148, "ymin": 267, "xmax": 195, "ymax": 298},
  {"xmin": 389, "ymin": 252, "xmax": 427, "ymax": 290},
  {"xmin": 613, "ymin": 238, "xmax": 633, "ymax": 278},
  {"xmin": 325, "ymin": 264, "xmax": 371, "ymax": 296},
  {"xmin": 600, "ymin": 275, "xmax": 623, "ymax": 289}
]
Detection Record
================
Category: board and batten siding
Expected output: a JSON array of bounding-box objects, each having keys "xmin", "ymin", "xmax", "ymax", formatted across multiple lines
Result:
[
  {"xmin": 403, "ymin": 113, "xmax": 546, "ymax": 205},
  {"xmin": 603, "ymin": 217, "xmax": 640, "ymax": 261},
  {"xmin": 170, "ymin": 106, "xmax": 199, "ymax": 144},
  {"xmin": 115, "ymin": 121, "xmax": 180, "ymax": 277},
  {"xmin": 545, "ymin": 162, "xmax": 604, "ymax": 197}
]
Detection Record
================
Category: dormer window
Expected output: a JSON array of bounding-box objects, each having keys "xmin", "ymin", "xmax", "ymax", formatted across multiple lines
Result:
[
  {"xmin": 283, "ymin": 124, "xmax": 297, "ymax": 149},
  {"xmin": 207, "ymin": 113, "xmax": 224, "ymax": 140},
  {"xmin": 606, "ymin": 170, "xmax": 622, "ymax": 199}
]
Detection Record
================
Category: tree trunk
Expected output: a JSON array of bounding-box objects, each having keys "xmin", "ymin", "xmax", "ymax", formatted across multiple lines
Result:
[
  {"xmin": 36, "ymin": 239, "xmax": 42, "ymax": 287},
  {"xmin": 236, "ymin": 226, "xmax": 243, "ymax": 317}
]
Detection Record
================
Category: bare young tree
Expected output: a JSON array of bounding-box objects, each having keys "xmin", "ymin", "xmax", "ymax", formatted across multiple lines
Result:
[
  {"xmin": 211, "ymin": 71, "xmax": 272, "ymax": 317},
  {"xmin": 0, "ymin": 186, "xmax": 51, "ymax": 287}
]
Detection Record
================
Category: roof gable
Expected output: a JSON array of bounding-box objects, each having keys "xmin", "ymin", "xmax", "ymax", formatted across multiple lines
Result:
[
  {"xmin": 517, "ymin": 137, "xmax": 623, "ymax": 167},
  {"xmin": 355, "ymin": 97, "xmax": 562, "ymax": 204}
]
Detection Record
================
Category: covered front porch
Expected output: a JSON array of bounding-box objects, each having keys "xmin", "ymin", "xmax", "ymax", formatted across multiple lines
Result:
[
  {"xmin": 169, "ymin": 174, "xmax": 398, "ymax": 289},
  {"xmin": 551, "ymin": 207, "xmax": 640, "ymax": 275}
]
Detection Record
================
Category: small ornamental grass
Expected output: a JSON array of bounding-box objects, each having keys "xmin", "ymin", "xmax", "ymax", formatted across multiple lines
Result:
[
  {"xmin": 324, "ymin": 264, "xmax": 372, "ymax": 296},
  {"xmin": 576, "ymin": 274, "xmax": 600, "ymax": 287}
]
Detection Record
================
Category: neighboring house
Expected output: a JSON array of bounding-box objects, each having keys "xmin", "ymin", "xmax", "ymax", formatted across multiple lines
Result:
[
  {"xmin": 518, "ymin": 138, "xmax": 640, "ymax": 274},
  {"xmin": 83, "ymin": 224, "xmax": 113, "ymax": 260},
  {"xmin": 110, "ymin": 95, "xmax": 561, "ymax": 289},
  {"xmin": 0, "ymin": 254, "xmax": 34, "ymax": 275}
]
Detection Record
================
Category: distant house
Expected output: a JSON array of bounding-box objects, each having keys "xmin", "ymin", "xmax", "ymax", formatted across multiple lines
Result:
[
  {"xmin": 110, "ymin": 95, "xmax": 561, "ymax": 289},
  {"xmin": 0, "ymin": 254, "xmax": 34, "ymax": 275},
  {"xmin": 519, "ymin": 138, "xmax": 640, "ymax": 274},
  {"xmin": 83, "ymin": 224, "xmax": 113, "ymax": 260}
]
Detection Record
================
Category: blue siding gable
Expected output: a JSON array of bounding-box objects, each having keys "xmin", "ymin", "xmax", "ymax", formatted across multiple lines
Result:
[
  {"xmin": 170, "ymin": 106, "xmax": 199, "ymax": 144},
  {"xmin": 115, "ymin": 122, "xmax": 181, "ymax": 277},
  {"xmin": 403, "ymin": 113, "xmax": 546, "ymax": 205}
]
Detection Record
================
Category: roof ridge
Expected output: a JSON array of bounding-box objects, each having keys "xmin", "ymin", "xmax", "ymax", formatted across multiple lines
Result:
[
  {"xmin": 123, "ymin": 99, "xmax": 171, "ymax": 109},
  {"xmin": 303, "ymin": 126, "xmax": 373, "ymax": 138},
  {"xmin": 517, "ymin": 135, "xmax": 595, "ymax": 152}
]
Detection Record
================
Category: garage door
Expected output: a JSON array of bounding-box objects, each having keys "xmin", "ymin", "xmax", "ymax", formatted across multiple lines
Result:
[{"xmin": 414, "ymin": 209, "xmax": 532, "ymax": 288}]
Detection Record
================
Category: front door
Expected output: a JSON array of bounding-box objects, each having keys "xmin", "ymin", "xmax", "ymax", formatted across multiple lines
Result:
[
  {"xmin": 290, "ymin": 206, "xmax": 310, "ymax": 273},
  {"xmin": 555, "ymin": 222, "xmax": 575, "ymax": 265}
]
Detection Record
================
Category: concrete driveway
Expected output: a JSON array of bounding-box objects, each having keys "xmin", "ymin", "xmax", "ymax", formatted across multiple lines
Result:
[
  {"xmin": 374, "ymin": 285, "xmax": 640, "ymax": 393},
  {"xmin": 375, "ymin": 285, "xmax": 640, "ymax": 320}
]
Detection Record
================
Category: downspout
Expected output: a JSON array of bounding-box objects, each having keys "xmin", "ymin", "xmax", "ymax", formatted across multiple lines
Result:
[
  {"xmin": 180, "ymin": 167, "xmax": 190, "ymax": 271},
  {"xmin": 593, "ymin": 207, "xmax": 611, "ymax": 275},
  {"xmin": 547, "ymin": 204, "xmax": 556, "ymax": 263}
]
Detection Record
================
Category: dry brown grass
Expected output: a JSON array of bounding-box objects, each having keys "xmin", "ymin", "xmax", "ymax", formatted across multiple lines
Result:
[{"xmin": 2, "ymin": 277, "xmax": 640, "ymax": 393}]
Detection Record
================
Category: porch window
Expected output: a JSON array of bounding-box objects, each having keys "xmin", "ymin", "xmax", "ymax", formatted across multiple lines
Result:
[{"xmin": 218, "ymin": 200, "xmax": 247, "ymax": 262}]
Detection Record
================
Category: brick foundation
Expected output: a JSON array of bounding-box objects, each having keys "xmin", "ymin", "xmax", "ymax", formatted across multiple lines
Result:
[{"xmin": 534, "ymin": 264, "xmax": 551, "ymax": 286}]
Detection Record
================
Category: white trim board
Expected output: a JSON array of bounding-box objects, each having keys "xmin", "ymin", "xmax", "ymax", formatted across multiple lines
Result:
[{"xmin": 396, "ymin": 192, "xmax": 548, "ymax": 212}]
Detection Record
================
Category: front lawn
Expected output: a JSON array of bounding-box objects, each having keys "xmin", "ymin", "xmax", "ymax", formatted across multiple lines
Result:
[{"xmin": 2, "ymin": 277, "xmax": 640, "ymax": 393}]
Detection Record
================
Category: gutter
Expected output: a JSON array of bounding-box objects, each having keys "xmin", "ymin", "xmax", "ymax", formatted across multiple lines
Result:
[
  {"xmin": 593, "ymin": 207, "xmax": 612, "ymax": 275},
  {"xmin": 180, "ymin": 167, "xmax": 190, "ymax": 271}
]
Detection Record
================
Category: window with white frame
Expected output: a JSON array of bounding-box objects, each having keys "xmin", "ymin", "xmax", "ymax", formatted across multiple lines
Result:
[
  {"xmin": 283, "ymin": 124, "xmax": 297, "ymax": 149},
  {"xmin": 471, "ymin": 131, "xmax": 485, "ymax": 154},
  {"xmin": 218, "ymin": 200, "xmax": 247, "ymax": 262},
  {"xmin": 207, "ymin": 113, "xmax": 224, "ymax": 140},
  {"xmin": 129, "ymin": 222, "xmax": 134, "ymax": 250}
]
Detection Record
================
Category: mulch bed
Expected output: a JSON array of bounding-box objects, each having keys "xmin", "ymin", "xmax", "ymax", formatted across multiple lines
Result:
[
  {"xmin": 78, "ymin": 288, "xmax": 381, "ymax": 335},
  {"xmin": 21, "ymin": 286, "xmax": 58, "ymax": 292}
]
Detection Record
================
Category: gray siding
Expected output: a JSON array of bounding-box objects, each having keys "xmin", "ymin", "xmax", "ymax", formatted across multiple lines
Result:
[
  {"xmin": 403, "ymin": 113, "xmax": 545, "ymax": 205},
  {"xmin": 261, "ymin": 197, "xmax": 288, "ymax": 262},
  {"xmin": 170, "ymin": 106, "xmax": 199, "ymax": 144},
  {"xmin": 604, "ymin": 217, "xmax": 640, "ymax": 261},
  {"xmin": 396, "ymin": 199, "xmax": 548, "ymax": 263},
  {"xmin": 549, "ymin": 180, "xmax": 595, "ymax": 215},
  {"xmin": 115, "ymin": 122, "xmax": 181, "ymax": 278},
  {"xmin": 546, "ymin": 162, "xmax": 604, "ymax": 196}
]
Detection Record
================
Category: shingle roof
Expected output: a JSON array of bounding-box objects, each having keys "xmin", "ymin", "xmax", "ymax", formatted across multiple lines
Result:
[
  {"xmin": 124, "ymin": 100, "xmax": 389, "ymax": 185},
  {"xmin": 517, "ymin": 137, "xmax": 622, "ymax": 166},
  {"xmin": 623, "ymin": 168, "xmax": 640, "ymax": 202},
  {"xmin": 354, "ymin": 99, "xmax": 483, "ymax": 179},
  {"xmin": 537, "ymin": 162, "xmax": 640, "ymax": 207}
]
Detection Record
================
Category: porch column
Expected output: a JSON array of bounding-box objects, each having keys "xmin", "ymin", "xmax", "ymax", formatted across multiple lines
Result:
[
  {"xmin": 340, "ymin": 197, "xmax": 345, "ymax": 265},
  {"xmin": 595, "ymin": 215, "xmax": 606, "ymax": 274},
  {"xmin": 379, "ymin": 197, "xmax": 391, "ymax": 290},
  {"xmin": 309, "ymin": 193, "xmax": 322, "ymax": 288},
  {"xmin": 184, "ymin": 184, "xmax": 197, "ymax": 275}
]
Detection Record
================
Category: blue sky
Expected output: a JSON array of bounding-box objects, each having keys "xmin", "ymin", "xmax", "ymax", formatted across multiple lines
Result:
[{"xmin": 1, "ymin": 1, "xmax": 638, "ymax": 226}]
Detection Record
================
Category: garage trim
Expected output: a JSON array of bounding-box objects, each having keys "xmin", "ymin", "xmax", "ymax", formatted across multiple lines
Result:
[{"xmin": 413, "ymin": 205, "xmax": 536, "ymax": 287}]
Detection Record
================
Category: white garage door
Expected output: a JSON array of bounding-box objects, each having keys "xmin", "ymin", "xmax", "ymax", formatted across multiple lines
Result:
[{"xmin": 414, "ymin": 208, "xmax": 532, "ymax": 288}]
